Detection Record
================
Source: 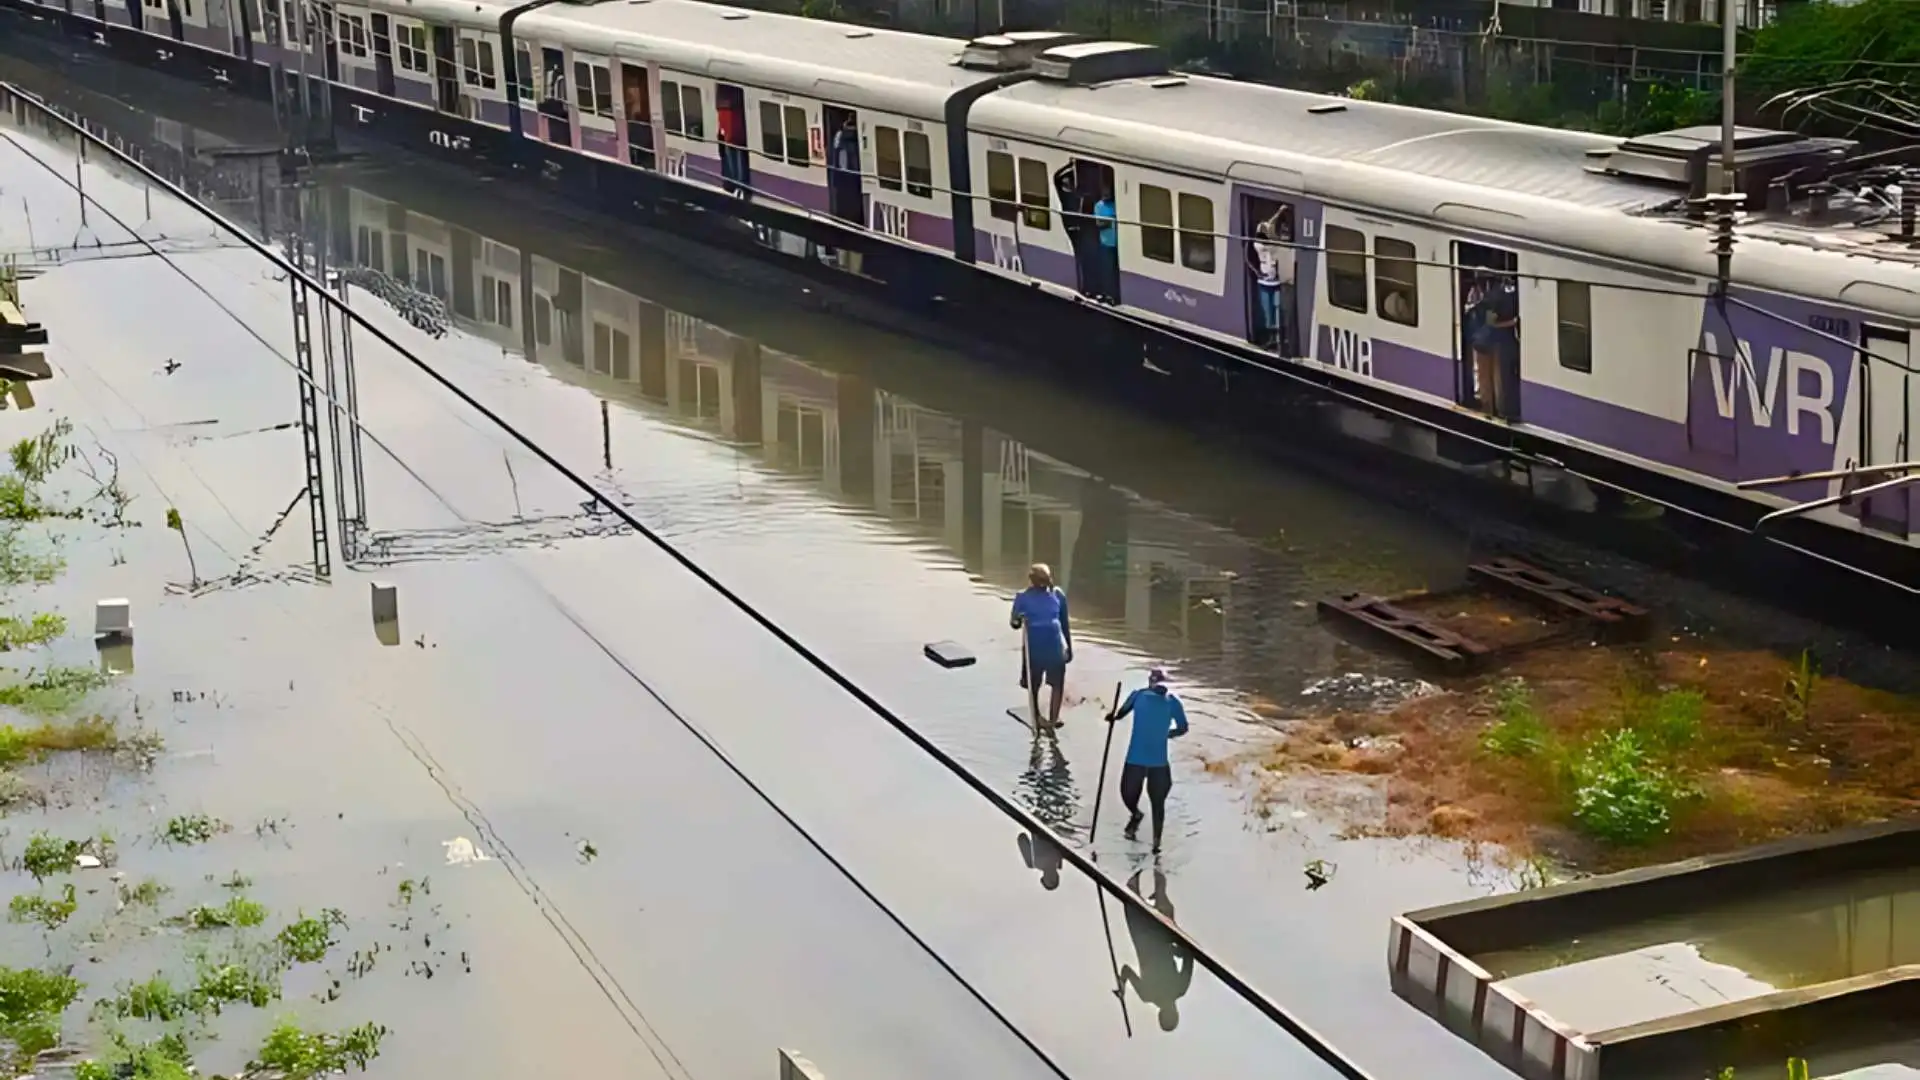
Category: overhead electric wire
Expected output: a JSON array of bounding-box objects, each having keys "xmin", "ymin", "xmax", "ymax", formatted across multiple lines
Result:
[
  {"xmin": 3, "ymin": 88, "xmax": 1381, "ymax": 1080},
  {"xmin": 0, "ymin": 118, "xmax": 1063, "ymax": 1080}
]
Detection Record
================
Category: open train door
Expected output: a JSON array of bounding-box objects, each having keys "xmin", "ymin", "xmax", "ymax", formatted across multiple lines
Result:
[
  {"xmin": 429, "ymin": 23, "xmax": 460, "ymax": 115},
  {"xmin": 823, "ymin": 104, "xmax": 862, "ymax": 225},
  {"xmin": 1861, "ymin": 325, "xmax": 1913, "ymax": 535}
]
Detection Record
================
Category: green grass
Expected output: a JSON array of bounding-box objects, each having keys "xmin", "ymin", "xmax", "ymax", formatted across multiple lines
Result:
[
  {"xmin": 252, "ymin": 1018, "xmax": 387, "ymax": 1078},
  {"xmin": 159, "ymin": 814, "xmax": 228, "ymax": 846},
  {"xmin": 0, "ymin": 715, "xmax": 126, "ymax": 768},
  {"xmin": 180, "ymin": 897, "xmax": 268, "ymax": 931},
  {"xmin": 0, "ymin": 529, "xmax": 62, "ymax": 588},
  {"xmin": 1632, "ymin": 688, "xmax": 1704, "ymax": 755},
  {"xmin": 118, "ymin": 878, "xmax": 170, "ymax": 908},
  {"xmin": 277, "ymin": 909, "xmax": 347, "ymax": 964},
  {"xmin": 0, "ymin": 612, "xmax": 64, "ymax": 651},
  {"xmin": 20, "ymin": 833, "xmax": 85, "ymax": 881},
  {"xmin": 73, "ymin": 1033, "xmax": 195, "ymax": 1080},
  {"xmin": 0, "ymin": 965, "xmax": 81, "ymax": 1073},
  {"xmin": 1480, "ymin": 678, "xmax": 1550, "ymax": 758},
  {"xmin": 0, "ymin": 666, "xmax": 110, "ymax": 715},
  {"xmin": 8, "ymin": 884, "xmax": 77, "ymax": 930}
]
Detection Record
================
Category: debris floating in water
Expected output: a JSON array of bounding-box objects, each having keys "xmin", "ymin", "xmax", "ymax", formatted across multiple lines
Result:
[
  {"xmin": 442, "ymin": 837, "xmax": 491, "ymax": 866},
  {"xmin": 922, "ymin": 640, "xmax": 976, "ymax": 669}
]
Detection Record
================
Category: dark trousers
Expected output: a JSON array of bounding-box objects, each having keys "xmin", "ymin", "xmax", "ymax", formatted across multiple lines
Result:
[{"xmin": 1120, "ymin": 763, "xmax": 1172, "ymax": 818}]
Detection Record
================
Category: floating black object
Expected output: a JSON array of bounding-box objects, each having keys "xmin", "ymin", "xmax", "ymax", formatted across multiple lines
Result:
[{"xmin": 923, "ymin": 641, "xmax": 976, "ymax": 668}]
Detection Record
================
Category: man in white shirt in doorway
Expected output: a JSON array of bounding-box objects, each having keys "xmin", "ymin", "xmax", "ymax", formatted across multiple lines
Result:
[{"xmin": 1253, "ymin": 207, "xmax": 1296, "ymax": 355}]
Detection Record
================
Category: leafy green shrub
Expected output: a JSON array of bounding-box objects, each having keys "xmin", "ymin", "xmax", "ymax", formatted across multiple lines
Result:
[{"xmin": 1569, "ymin": 729, "xmax": 1693, "ymax": 846}]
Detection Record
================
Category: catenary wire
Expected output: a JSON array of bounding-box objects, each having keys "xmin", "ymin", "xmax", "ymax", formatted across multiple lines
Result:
[
  {"xmin": 5, "ymin": 83, "xmax": 1385, "ymax": 1080},
  {"xmin": 0, "ymin": 118, "xmax": 1077, "ymax": 1080}
]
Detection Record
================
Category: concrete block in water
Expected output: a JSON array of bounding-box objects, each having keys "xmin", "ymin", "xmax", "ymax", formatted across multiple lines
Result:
[
  {"xmin": 370, "ymin": 582, "xmax": 398, "ymax": 625},
  {"xmin": 94, "ymin": 598, "xmax": 131, "ymax": 637},
  {"xmin": 778, "ymin": 1050, "xmax": 827, "ymax": 1080}
]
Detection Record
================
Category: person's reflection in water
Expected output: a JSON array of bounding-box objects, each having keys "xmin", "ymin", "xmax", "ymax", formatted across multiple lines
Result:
[
  {"xmin": 1017, "ymin": 828, "xmax": 1064, "ymax": 891},
  {"xmin": 1119, "ymin": 869, "xmax": 1193, "ymax": 1032},
  {"xmin": 1014, "ymin": 727, "xmax": 1075, "ymax": 834}
]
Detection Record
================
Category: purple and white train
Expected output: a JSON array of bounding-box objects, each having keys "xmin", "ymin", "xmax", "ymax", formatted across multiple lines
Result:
[{"xmin": 6, "ymin": 0, "xmax": 1919, "ymax": 584}]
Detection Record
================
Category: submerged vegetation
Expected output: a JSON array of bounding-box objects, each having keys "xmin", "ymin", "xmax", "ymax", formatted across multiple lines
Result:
[{"xmin": 0, "ymin": 418, "xmax": 390, "ymax": 1077}]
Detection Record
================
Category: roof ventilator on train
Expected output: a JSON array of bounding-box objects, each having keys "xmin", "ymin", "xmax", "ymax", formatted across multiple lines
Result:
[
  {"xmin": 954, "ymin": 32, "xmax": 1169, "ymax": 84},
  {"xmin": 1588, "ymin": 125, "xmax": 1873, "ymax": 220},
  {"xmin": 1029, "ymin": 41, "xmax": 1169, "ymax": 85},
  {"xmin": 955, "ymin": 31, "xmax": 1086, "ymax": 72}
]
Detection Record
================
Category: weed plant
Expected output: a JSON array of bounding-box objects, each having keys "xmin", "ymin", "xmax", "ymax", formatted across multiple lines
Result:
[
  {"xmin": 0, "ymin": 965, "xmax": 81, "ymax": 1073},
  {"xmin": 1480, "ymin": 679, "xmax": 1549, "ymax": 758},
  {"xmin": 1569, "ymin": 729, "xmax": 1696, "ymax": 845}
]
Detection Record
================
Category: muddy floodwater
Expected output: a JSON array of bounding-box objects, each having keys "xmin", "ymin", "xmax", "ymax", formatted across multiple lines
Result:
[{"xmin": 3, "ymin": 45, "xmax": 1919, "ymax": 1080}]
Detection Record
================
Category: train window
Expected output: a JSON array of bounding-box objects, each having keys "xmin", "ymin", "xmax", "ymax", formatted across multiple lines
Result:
[
  {"xmin": 337, "ymin": 13, "xmax": 368, "ymax": 58},
  {"xmin": 1557, "ymin": 279, "xmax": 1593, "ymax": 373},
  {"xmin": 1177, "ymin": 193, "xmax": 1214, "ymax": 273},
  {"xmin": 397, "ymin": 25, "xmax": 428, "ymax": 74},
  {"xmin": 534, "ymin": 295, "xmax": 553, "ymax": 346},
  {"xmin": 875, "ymin": 126, "xmax": 903, "ymax": 192},
  {"xmin": 986, "ymin": 151, "xmax": 1018, "ymax": 223},
  {"xmin": 1374, "ymin": 236, "xmax": 1418, "ymax": 326},
  {"xmin": 481, "ymin": 276, "xmax": 512, "ymax": 328},
  {"xmin": 1325, "ymin": 225, "xmax": 1369, "ymax": 313},
  {"xmin": 1018, "ymin": 157, "xmax": 1050, "ymax": 231},
  {"xmin": 572, "ymin": 63, "xmax": 610, "ymax": 116},
  {"xmin": 904, "ymin": 132, "xmax": 933, "ymax": 198},
  {"xmin": 1138, "ymin": 184, "xmax": 1175, "ymax": 264},
  {"xmin": 662, "ymin": 79, "xmax": 683, "ymax": 134},
  {"xmin": 591, "ymin": 66, "xmax": 613, "ymax": 117},
  {"xmin": 681, "ymin": 85, "xmax": 705, "ymax": 140},
  {"xmin": 512, "ymin": 45, "xmax": 534, "ymax": 99},
  {"xmin": 464, "ymin": 40, "xmax": 498, "ymax": 91},
  {"xmin": 783, "ymin": 105, "xmax": 809, "ymax": 166},
  {"xmin": 573, "ymin": 62, "xmax": 592, "ymax": 111},
  {"xmin": 759, "ymin": 101, "xmax": 784, "ymax": 161}
]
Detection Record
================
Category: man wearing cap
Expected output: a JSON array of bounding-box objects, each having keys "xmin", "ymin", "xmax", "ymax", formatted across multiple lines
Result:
[
  {"xmin": 1107, "ymin": 668, "xmax": 1190, "ymax": 853},
  {"xmin": 1011, "ymin": 563, "xmax": 1073, "ymax": 730}
]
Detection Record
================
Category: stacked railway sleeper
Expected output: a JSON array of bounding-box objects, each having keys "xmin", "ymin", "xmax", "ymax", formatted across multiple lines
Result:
[{"xmin": 1318, "ymin": 557, "xmax": 1650, "ymax": 674}]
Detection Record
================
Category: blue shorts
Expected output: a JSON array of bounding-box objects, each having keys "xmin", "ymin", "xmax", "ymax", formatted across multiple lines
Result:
[{"xmin": 1021, "ymin": 658, "xmax": 1066, "ymax": 690}]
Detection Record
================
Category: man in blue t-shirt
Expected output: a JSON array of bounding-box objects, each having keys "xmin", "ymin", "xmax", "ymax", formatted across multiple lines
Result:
[
  {"xmin": 1107, "ymin": 667, "xmax": 1189, "ymax": 853},
  {"xmin": 1092, "ymin": 185, "xmax": 1119, "ymax": 303},
  {"xmin": 1011, "ymin": 562, "xmax": 1072, "ymax": 730}
]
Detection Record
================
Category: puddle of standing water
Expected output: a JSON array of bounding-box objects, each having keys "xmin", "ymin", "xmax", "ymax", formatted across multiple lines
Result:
[{"xmin": 1478, "ymin": 865, "xmax": 1920, "ymax": 1033}]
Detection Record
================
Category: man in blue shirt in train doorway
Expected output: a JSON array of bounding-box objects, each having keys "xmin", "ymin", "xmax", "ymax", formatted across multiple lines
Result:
[
  {"xmin": 1011, "ymin": 563, "xmax": 1072, "ymax": 731},
  {"xmin": 1093, "ymin": 184, "xmax": 1119, "ymax": 303},
  {"xmin": 1107, "ymin": 668, "xmax": 1189, "ymax": 853}
]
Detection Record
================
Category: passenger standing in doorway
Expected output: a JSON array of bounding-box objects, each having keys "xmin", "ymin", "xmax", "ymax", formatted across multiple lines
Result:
[
  {"xmin": 1470, "ymin": 274, "xmax": 1519, "ymax": 416},
  {"xmin": 1011, "ymin": 563, "xmax": 1073, "ymax": 730},
  {"xmin": 1107, "ymin": 668, "xmax": 1188, "ymax": 852},
  {"xmin": 829, "ymin": 115, "xmax": 861, "ymax": 224},
  {"xmin": 715, "ymin": 96, "xmax": 745, "ymax": 197},
  {"xmin": 1252, "ymin": 206, "xmax": 1295, "ymax": 353},
  {"xmin": 1094, "ymin": 184, "xmax": 1119, "ymax": 303}
]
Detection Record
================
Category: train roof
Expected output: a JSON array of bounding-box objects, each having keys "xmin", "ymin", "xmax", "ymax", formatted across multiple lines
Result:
[{"xmin": 376, "ymin": 0, "xmax": 1920, "ymax": 317}]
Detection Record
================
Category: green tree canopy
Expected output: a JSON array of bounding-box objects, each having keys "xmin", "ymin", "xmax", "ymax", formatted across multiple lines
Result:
[{"xmin": 1743, "ymin": 0, "xmax": 1920, "ymax": 136}]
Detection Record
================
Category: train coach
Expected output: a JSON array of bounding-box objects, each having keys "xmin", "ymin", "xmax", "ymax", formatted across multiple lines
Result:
[{"xmin": 5, "ymin": 0, "xmax": 1919, "ymax": 587}]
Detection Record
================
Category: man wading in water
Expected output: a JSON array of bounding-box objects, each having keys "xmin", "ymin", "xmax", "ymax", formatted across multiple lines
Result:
[
  {"xmin": 1011, "ymin": 563, "xmax": 1072, "ymax": 730},
  {"xmin": 1107, "ymin": 668, "xmax": 1189, "ymax": 852}
]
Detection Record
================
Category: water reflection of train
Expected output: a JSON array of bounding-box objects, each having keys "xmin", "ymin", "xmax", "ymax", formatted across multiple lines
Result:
[{"xmin": 333, "ymin": 186, "xmax": 1372, "ymax": 681}]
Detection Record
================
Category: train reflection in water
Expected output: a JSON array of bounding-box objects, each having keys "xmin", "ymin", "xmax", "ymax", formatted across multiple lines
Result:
[{"xmin": 331, "ymin": 184, "xmax": 1403, "ymax": 693}]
